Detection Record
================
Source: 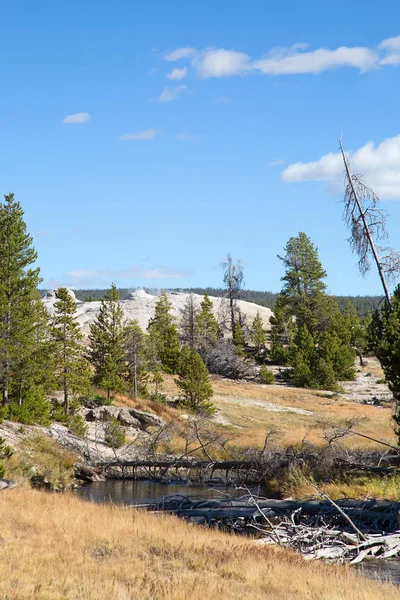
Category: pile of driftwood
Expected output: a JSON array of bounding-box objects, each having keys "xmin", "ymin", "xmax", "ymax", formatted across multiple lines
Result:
[{"xmin": 141, "ymin": 493, "xmax": 400, "ymax": 564}]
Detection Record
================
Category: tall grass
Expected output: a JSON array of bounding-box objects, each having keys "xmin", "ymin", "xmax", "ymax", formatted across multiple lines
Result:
[{"xmin": 0, "ymin": 488, "xmax": 398, "ymax": 599}]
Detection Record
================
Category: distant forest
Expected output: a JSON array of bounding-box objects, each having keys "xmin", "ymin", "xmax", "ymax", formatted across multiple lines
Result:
[{"xmin": 39, "ymin": 287, "xmax": 383, "ymax": 316}]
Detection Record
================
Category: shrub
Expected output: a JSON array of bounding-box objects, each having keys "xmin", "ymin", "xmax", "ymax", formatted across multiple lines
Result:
[
  {"xmin": 66, "ymin": 415, "xmax": 88, "ymax": 438},
  {"xmin": 259, "ymin": 366, "xmax": 275, "ymax": 384},
  {"xmin": 104, "ymin": 417, "xmax": 126, "ymax": 449},
  {"xmin": 7, "ymin": 387, "xmax": 51, "ymax": 426}
]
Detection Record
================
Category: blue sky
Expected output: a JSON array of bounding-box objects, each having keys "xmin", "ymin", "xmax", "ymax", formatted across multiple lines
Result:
[{"xmin": 2, "ymin": 1, "xmax": 400, "ymax": 295}]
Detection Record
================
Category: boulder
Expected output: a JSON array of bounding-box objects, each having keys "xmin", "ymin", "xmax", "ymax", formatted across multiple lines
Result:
[
  {"xmin": 87, "ymin": 406, "xmax": 121, "ymax": 422},
  {"xmin": 128, "ymin": 408, "xmax": 165, "ymax": 428},
  {"xmin": 117, "ymin": 409, "xmax": 141, "ymax": 428}
]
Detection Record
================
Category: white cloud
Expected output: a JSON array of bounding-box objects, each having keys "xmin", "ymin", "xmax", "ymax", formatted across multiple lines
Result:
[
  {"xmin": 164, "ymin": 36, "xmax": 400, "ymax": 79},
  {"xmin": 253, "ymin": 45, "xmax": 377, "ymax": 75},
  {"xmin": 281, "ymin": 134, "xmax": 400, "ymax": 200},
  {"xmin": 67, "ymin": 265, "xmax": 194, "ymax": 282},
  {"xmin": 120, "ymin": 129, "xmax": 161, "ymax": 140},
  {"xmin": 380, "ymin": 36, "xmax": 400, "ymax": 50},
  {"xmin": 267, "ymin": 159, "xmax": 284, "ymax": 167},
  {"xmin": 167, "ymin": 67, "xmax": 188, "ymax": 80},
  {"xmin": 194, "ymin": 48, "xmax": 250, "ymax": 78},
  {"xmin": 158, "ymin": 85, "xmax": 187, "ymax": 102},
  {"xmin": 165, "ymin": 47, "xmax": 196, "ymax": 61},
  {"xmin": 380, "ymin": 35, "xmax": 400, "ymax": 65},
  {"xmin": 62, "ymin": 112, "xmax": 91, "ymax": 124}
]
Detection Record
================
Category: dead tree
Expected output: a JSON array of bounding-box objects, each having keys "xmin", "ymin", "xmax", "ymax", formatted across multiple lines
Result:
[
  {"xmin": 221, "ymin": 253, "xmax": 244, "ymax": 337},
  {"xmin": 340, "ymin": 139, "xmax": 400, "ymax": 308}
]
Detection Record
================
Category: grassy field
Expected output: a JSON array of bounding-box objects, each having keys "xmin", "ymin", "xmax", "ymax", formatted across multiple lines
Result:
[
  {"xmin": 0, "ymin": 488, "xmax": 399, "ymax": 600},
  {"xmin": 153, "ymin": 365, "xmax": 396, "ymax": 452}
]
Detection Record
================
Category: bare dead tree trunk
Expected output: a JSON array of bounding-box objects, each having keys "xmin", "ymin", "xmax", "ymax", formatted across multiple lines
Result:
[{"xmin": 340, "ymin": 140, "xmax": 392, "ymax": 308}]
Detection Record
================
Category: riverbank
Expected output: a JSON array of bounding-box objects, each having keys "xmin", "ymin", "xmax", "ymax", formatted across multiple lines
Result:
[{"xmin": 0, "ymin": 487, "xmax": 399, "ymax": 600}]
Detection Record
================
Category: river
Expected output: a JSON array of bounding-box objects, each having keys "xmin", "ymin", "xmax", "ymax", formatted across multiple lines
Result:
[{"xmin": 76, "ymin": 480, "xmax": 400, "ymax": 585}]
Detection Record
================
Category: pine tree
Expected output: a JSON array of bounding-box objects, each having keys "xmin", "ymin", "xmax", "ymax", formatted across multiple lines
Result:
[
  {"xmin": 180, "ymin": 294, "xmax": 199, "ymax": 349},
  {"xmin": 0, "ymin": 194, "xmax": 45, "ymax": 406},
  {"xmin": 368, "ymin": 286, "xmax": 400, "ymax": 440},
  {"xmin": 147, "ymin": 292, "xmax": 180, "ymax": 373},
  {"xmin": 51, "ymin": 288, "xmax": 91, "ymax": 414},
  {"xmin": 88, "ymin": 284, "xmax": 127, "ymax": 399},
  {"xmin": 124, "ymin": 320, "xmax": 147, "ymax": 398},
  {"xmin": 195, "ymin": 294, "xmax": 219, "ymax": 349},
  {"xmin": 250, "ymin": 311, "xmax": 267, "ymax": 360},
  {"xmin": 272, "ymin": 233, "xmax": 355, "ymax": 389},
  {"xmin": 175, "ymin": 346, "xmax": 214, "ymax": 412},
  {"xmin": 232, "ymin": 318, "xmax": 245, "ymax": 354}
]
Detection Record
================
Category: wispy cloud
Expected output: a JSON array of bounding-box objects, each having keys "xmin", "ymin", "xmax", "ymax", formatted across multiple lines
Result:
[
  {"xmin": 165, "ymin": 47, "xmax": 196, "ymax": 61},
  {"xmin": 63, "ymin": 112, "xmax": 91, "ymax": 124},
  {"xmin": 158, "ymin": 85, "xmax": 187, "ymax": 102},
  {"xmin": 167, "ymin": 67, "xmax": 188, "ymax": 80},
  {"xmin": 163, "ymin": 36, "xmax": 400, "ymax": 79},
  {"xmin": 281, "ymin": 134, "xmax": 400, "ymax": 200},
  {"xmin": 67, "ymin": 265, "xmax": 194, "ymax": 284},
  {"xmin": 120, "ymin": 129, "xmax": 161, "ymax": 140},
  {"xmin": 267, "ymin": 159, "xmax": 284, "ymax": 168}
]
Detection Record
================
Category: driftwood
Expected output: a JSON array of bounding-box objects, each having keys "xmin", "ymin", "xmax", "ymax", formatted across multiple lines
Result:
[
  {"xmin": 137, "ymin": 493, "xmax": 400, "ymax": 564},
  {"xmin": 93, "ymin": 456, "xmax": 400, "ymax": 484}
]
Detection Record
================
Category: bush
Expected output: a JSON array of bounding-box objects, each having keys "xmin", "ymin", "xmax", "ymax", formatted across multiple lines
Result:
[
  {"xmin": 78, "ymin": 393, "xmax": 111, "ymax": 408},
  {"xmin": 66, "ymin": 415, "xmax": 88, "ymax": 438},
  {"xmin": 7, "ymin": 387, "xmax": 51, "ymax": 426},
  {"xmin": 104, "ymin": 417, "xmax": 126, "ymax": 449},
  {"xmin": 259, "ymin": 366, "xmax": 275, "ymax": 384}
]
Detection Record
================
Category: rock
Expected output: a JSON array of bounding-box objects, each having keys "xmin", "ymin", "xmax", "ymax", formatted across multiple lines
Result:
[
  {"xmin": 0, "ymin": 479, "xmax": 16, "ymax": 490},
  {"xmin": 74, "ymin": 463, "xmax": 104, "ymax": 482},
  {"xmin": 85, "ymin": 406, "xmax": 121, "ymax": 422},
  {"xmin": 117, "ymin": 409, "xmax": 141, "ymax": 428},
  {"xmin": 128, "ymin": 408, "xmax": 165, "ymax": 428}
]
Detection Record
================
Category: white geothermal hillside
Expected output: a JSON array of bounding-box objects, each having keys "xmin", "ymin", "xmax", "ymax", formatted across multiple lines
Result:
[{"xmin": 42, "ymin": 289, "xmax": 273, "ymax": 335}]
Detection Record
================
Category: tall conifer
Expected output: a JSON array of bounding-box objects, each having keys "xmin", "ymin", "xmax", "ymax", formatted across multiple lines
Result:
[
  {"xmin": 51, "ymin": 288, "xmax": 91, "ymax": 413},
  {"xmin": 88, "ymin": 284, "xmax": 127, "ymax": 399}
]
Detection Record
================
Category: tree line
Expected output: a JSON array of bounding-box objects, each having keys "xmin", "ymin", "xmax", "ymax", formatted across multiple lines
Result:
[{"xmin": 2, "ymin": 191, "xmax": 400, "ymax": 443}]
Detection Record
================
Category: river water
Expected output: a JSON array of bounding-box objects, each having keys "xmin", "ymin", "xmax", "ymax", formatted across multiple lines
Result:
[
  {"xmin": 75, "ymin": 479, "xmax": 266, "ymax": 505},
  {"xmin": 76, "ymin": 480, "xmax": 400, "ymax": 585}
]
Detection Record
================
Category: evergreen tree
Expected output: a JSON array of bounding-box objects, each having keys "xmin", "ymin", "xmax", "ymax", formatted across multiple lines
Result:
[
  {"xmin": 180, "ymin": 294, "xmax": 199, "ymax": 349},
  {"xmin": 0, "ymin": 194, "xmax": 45, "ymax": 406},
  {"xmin": 124, "ymin": 320, "xmax": 147, "ymax": 398},
  {"xmin": 147, "ymin": 292, "xmax": 180, "ymax": 373},
  {"xmin": 232, "ymin": 318, "xmax": 245, "ymax": 354},
  {"xmin": 250, "ymin": 311, "xmax": 267, "ymax": 360},
  {"xmin": 369, "ymin": 286, "xmax": 400, "ymax": 440},
  {"xmin": 175, "ymin": 346, "xmax": 214, "ymax": 413},
  {"xmin": 51, "ymin": 288, "xmax": 91, "ymax": 414},
  {"xmin": 271, "ymin": 233, "xmax": 355, "ymax": 389},
  {"xmin": 88, "ymin": 284, "xmax": 127, "ymax": 399},
  {"xmin": 195, "ymin": 294, "xmax": 219, "ymax": 349}
]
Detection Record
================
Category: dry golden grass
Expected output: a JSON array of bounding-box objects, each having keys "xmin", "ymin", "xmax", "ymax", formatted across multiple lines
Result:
[
  {"xmin": 0, "ymin": 488, "xmax": 398, "ymax": 600},
  {"xmin": 159, "ymin": 372, "xmax": 396, "ymax": 451}
]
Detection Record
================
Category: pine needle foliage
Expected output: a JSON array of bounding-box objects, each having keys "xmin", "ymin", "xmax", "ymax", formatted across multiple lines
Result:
[
  {"xmin": 175, "ymin": 346, "xmax": 214, "ymax": 413},
  {"xmin": 51, "ymin": 288, "xmax": 91, "ymax": 414},
  {"xmin": 88, "ymin": 283, "xmax": 127, "ymax": 399},
  {"xmin": 147, "ymin": 292, "xmax": 180, "ymax": 374}
]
